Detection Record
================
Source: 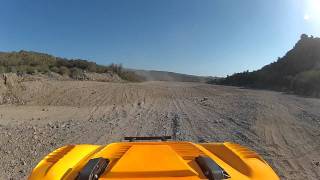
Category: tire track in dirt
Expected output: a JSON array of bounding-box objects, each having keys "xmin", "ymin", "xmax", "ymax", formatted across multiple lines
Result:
[{"xmin": 0, "ymin": 81, "xmax": 320, "ymax": 179}]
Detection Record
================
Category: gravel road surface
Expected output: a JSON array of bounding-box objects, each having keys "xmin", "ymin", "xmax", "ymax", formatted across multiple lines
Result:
[{"xmin": 0, "ymin": 81, "xmax": 319, "ymax": 179}]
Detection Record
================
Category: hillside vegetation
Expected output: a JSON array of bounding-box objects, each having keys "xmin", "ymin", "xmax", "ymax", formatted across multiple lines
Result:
[
  {"xmin": 0, "ymin": 50, "xmax": 143, "ymax": 81},
  {"xmin": 213, "ymin": 34, "xmax": 320, "ymax": 97}
]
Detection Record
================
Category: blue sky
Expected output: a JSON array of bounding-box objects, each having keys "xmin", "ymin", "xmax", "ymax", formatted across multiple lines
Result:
[{"xmin": 1, "ymin": 0, "xmax": 320, "ymax": 76}]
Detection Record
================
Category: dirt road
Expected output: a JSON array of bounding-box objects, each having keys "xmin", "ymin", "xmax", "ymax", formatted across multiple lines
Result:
[{"xmin": 0, "ymin": 80, "xmax": 319, "ymax": 179}]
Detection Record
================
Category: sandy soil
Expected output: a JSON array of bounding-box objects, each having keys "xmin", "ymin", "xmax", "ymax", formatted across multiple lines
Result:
[{"xmin": 0, "ymin": 80, "xmax": 319, "ymax": 179}]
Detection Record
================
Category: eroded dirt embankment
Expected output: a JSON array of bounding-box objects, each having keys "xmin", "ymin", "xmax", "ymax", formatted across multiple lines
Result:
[{"xmin": 0, "ymin": 79, "xmax": 319, "ymax": 179}]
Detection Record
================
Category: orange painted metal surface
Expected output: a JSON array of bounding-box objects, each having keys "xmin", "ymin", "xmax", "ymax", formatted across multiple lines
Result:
[{"xmin": 28, "ymin": 142, "xmax": 279, "ymax": 180}]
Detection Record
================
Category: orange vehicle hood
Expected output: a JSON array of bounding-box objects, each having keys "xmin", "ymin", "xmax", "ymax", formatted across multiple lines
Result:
[{"xmin": 29, "ymin": 141, "xmax": 279, "ymax": 180}]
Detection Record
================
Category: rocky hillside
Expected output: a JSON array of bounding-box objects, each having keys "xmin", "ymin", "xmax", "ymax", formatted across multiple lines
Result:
[
  {"xmin": 0, "ymin": 50, "xmax": 143, "ymax": 82},
  {"xmin": 215, "ymin": 34, "xmax": 320, "ymax": 97}
]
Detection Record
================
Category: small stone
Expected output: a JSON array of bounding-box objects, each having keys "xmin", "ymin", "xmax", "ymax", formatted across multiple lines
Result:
[
  {"xmin": 5, "ymin": 132, "xmax": 12, "ymax": 136},
  {"xmin": 200, "ymin": 97, "xmax": 208, "ymax": 102},
  {"xmin": 19, "ymin": 169, "xmax": 25, "ymax": 174}
]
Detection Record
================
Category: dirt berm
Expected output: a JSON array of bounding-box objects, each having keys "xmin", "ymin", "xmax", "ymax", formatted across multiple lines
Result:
[{"xmin": 0, "ymin": 78, "xmax": 319, "ymax": 179}]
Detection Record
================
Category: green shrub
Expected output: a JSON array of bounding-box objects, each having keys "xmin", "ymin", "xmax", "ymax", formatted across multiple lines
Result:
[
  {"xmin": 70, "ymin": 68, "xmax": 84, "ymax": 79},
  {"xmin": 59, "ymin": 66, "xmax": 70, "ymax": 76},
  {"xmin": 118, "ymin": 71, "xmax": 145, "ymax": 82},
  {"xmin": 50, "ymin": 66, "xmax": 60, "ymax": 73},
  {"xmin": 0, "ymin": 66, "xmax": 6, "ymax": 73}
]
